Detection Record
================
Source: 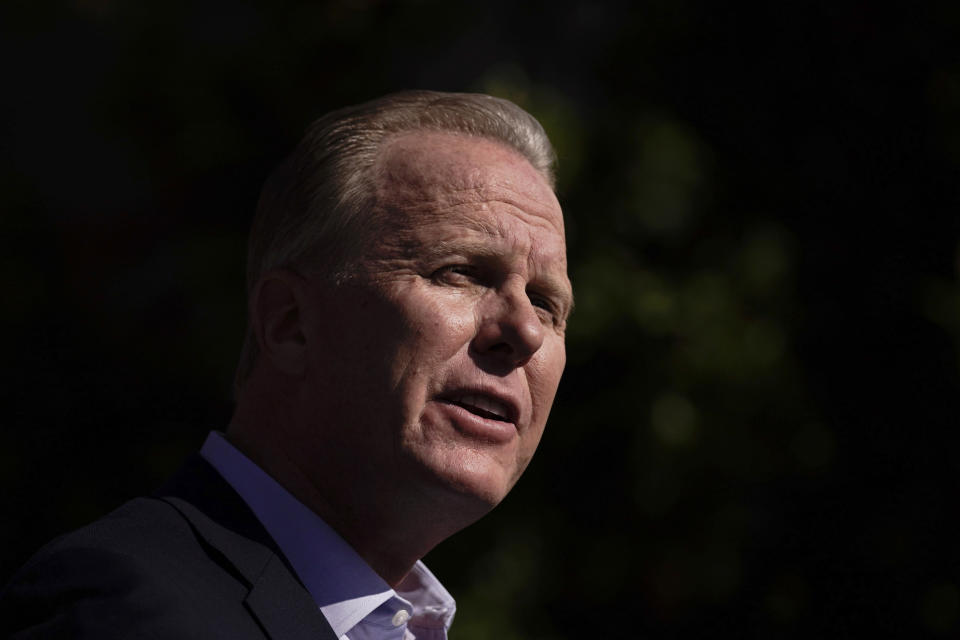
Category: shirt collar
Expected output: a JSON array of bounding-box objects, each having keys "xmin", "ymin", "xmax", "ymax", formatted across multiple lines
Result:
[{"xmin": 200, "ymin": 431, "xmax": 455, "ymax": 637}]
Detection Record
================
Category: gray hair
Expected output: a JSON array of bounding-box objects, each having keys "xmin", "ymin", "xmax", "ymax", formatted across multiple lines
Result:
[{"xmin": 234, "ymin": 89, "xmax": 557, "ymax": 395}]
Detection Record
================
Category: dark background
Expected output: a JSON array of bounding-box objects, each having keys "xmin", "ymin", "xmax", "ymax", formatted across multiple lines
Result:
[{"xmin": 3, "ymin": 1, "xmax": 960, "ymax": 637}]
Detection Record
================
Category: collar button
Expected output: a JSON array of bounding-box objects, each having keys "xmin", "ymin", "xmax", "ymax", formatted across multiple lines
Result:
[{"xmin": 391, "ymin": 609, "xmax": 410, "ymax": 627}]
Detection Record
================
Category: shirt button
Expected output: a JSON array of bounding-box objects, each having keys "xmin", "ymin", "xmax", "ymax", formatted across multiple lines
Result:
[{"xmin": 391, "ymin": 609, "xmax": 410, "ymax": 627}]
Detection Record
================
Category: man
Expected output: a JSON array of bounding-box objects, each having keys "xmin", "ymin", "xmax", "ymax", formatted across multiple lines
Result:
[{"xmin": 1, "ymin": 90, "xmax": 573, "ymax": 639}]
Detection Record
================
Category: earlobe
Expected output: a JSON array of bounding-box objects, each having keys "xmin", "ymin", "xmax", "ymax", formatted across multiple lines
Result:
[{"xmin": 251, "ymin": 269, "xmax": 309, "ymax": 376}]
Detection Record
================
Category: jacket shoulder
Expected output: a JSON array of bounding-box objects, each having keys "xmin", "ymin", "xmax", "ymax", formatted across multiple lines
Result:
[{"xmin": 1, "ymin": 497, "xmax": 263, "ymax": 639}]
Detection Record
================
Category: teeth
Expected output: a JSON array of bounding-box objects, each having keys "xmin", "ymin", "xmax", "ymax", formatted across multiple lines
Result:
[{"xmin": 457, "ymin": 394, "xmax": 510, "ymax": 420}]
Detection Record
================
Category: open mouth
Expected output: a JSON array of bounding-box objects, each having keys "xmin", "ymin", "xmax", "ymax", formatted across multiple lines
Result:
[{"xmin": 443, "ymin": 393, "xmax": 514, "ymax": 423}]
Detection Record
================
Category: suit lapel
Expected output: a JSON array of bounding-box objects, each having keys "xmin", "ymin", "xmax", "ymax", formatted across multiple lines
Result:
[
  {"xmin": 156, "ymin": 455, "xmax": 338, "ymax": 640},
  {"xmin": 245, "ymin": 554, "xmax": 339, "ymax": 640}
]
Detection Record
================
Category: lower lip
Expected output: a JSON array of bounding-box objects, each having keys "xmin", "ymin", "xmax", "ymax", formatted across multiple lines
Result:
[{"xmin": 434, "ymin": 401, "xmax": 517, "ymax": 444}]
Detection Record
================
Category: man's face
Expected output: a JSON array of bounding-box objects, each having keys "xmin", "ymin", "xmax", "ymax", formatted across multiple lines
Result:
[{"xmin": 294, "ymin": 131, "xmax": 572, "ymax": 514}]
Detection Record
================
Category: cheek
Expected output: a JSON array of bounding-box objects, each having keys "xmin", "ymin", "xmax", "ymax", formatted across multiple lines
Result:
[
  {"xmin": 517, "ymin": 346, "xmax": 564, "ymax": 464},
  {"xmin": 395, "ymin": 292, "xmax": 478, "ymax": 361},
  {"xmin": 363, "ymin": 299, "xmax": 477, "ymax": 420},
  {"xmin": 412, "ymin": 307, "xmax": 473, "ymax": 346},
  {"xmin": 527, "ymin": 340, "xmax": 566, "ymax": 412}
]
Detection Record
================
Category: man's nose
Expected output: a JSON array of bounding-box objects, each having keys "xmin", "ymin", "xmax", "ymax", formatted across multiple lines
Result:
[{"xmin": 470, "ymin": 279, "xmax": 545, "ymax": 368}]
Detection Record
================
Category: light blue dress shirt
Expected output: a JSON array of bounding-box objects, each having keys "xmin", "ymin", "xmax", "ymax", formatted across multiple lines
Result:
[{"xmin": 200, "ymin": 432, "xmax": 456, "ymax": 640}]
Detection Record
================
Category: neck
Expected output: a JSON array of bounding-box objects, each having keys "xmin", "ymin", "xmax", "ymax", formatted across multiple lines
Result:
[{"xmin": 227, "ymin": 387, "xmax": 484, "ymax": 587}]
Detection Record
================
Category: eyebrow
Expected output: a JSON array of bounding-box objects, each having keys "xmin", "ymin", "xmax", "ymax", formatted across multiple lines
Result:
[{"xmin": 418, "ymin": 238, "xmax": 502, "ymax": 262}]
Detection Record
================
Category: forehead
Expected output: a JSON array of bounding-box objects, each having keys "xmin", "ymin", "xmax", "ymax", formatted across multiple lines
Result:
[{"xmin": 373, "ymin": 131, "xmax": 565, "ymax": 240}]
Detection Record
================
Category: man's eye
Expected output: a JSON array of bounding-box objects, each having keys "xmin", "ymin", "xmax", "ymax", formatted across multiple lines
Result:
[
  {"xmin": 433, "ymin": 265, "xmax": 478, "ymax": 283},
  {"xmin": 529, "ymin": 294, "xmax": 559, "ymax": 320},
  {"xmin": 529, "ymin": 295, "xmax": 551, "ymax": 310}
]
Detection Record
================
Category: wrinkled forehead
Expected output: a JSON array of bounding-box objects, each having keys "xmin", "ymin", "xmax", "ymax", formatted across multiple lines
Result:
[{"xmin": 373, "ymin": 131, "xmax": 564, "ymax": 236}]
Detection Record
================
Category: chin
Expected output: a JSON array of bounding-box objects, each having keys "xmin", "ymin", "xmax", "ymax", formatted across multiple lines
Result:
[
  {"xmin": 443, "ymin": 471, "xmax": 512, "ymax": 509},
  {"xmin": 412, "ymin": 450, "xmax": 517, "ymax": 514}
]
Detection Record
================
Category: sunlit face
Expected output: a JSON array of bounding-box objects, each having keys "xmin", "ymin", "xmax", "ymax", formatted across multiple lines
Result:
[{"xmin": 294, "ymin": 131, "xmax": 572, "ymax": 514}]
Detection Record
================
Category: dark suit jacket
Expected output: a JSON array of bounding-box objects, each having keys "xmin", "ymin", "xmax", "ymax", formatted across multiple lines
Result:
[{"xmin": 0, "ymin": 455, "xmax": 339, "ymax": 639}]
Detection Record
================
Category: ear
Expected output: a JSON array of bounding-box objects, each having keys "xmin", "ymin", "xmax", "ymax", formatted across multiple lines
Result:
[{"xmin": 250, "ymin": 269, "xmax": 310, "ymax": 377}]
